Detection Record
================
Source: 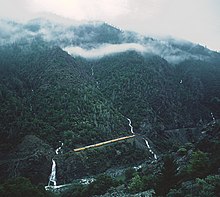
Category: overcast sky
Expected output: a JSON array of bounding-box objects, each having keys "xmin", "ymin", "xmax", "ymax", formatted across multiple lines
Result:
[{"xmin": 0, "ymin": 0, "xmax": 219, "ymax": 51}]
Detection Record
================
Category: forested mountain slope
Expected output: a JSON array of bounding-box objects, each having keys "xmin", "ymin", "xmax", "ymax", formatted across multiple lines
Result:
[
  {"xmin": 0, "ymin": 41, "xmax": 130, "ymax": 152},
  {"xmin": 89, "ymin": 51, "xmax": 220, "ymax": 133},
  {"xmin": 0, "ymin": 17, "xmax": 220, "ymax": 196}
]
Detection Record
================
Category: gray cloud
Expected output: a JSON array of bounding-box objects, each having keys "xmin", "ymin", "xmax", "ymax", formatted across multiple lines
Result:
[
  {"xmin": 0, "ymin": 0, "xmax": 31, "ymax": 21},
  {"xmin": 0, "ymin": 17, "xmax": 212, "ymax": 64},
  {"xmin": 0, "ymin": 0, "xmax": 219, "ymax": 51},
  {"xmin": 63, "ymin": 43, "xmax": 146, "ymax": 59},
  {"xmin": 63, "ymin": 41, "xmax": 210, "ymax": 64}
]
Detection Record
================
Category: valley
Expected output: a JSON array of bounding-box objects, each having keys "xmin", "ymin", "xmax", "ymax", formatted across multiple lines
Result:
[{"xmin": 0, "ymin": 17, "xmax": 219, "ymax": 197}]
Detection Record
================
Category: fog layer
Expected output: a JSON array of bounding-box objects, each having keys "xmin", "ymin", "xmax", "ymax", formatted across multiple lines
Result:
[{"xmin": 64, "ymin": 43, "xmax": 146, "ymax": 59}]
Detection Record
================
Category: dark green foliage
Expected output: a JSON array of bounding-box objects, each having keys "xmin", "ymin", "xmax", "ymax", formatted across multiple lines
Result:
[
  {"xmin": 177, "ymin": 60, "xmax": 220, "ymax": 108},
  {"xmin": 155, "ymin": 155, "xmax": 178, "ymax": 196},
  {"xmin": 128, "ymin": 174, "xmax": 143, "ymax": 193},
  {"xmin": 62, "ymin": 184, "xmax": 88, "ymax": 197},
  {"xmin": 87, "ymin": 174, "xmax": 118, "ymax": 195},
  {"xmin": 197, "ymin": 123, "xmax": 220, "ymax": 174},
  {"xmin": 167, "ymin": 175, "xmax": 220, "ymax": 197},
  {"xmin": 0, "ymin": 177, "xmax": 52, "ymax": 197},
  {"xmin": 124, "ymin": 166, "xmax": 157, "ymax": 193},
  {"xmin": 142, "ymin": 174, "xmax": 157, "ymax": 191},
  {"xmin": 186, "ymin": 150, "xmax": 209, "ymax": 178},
  {"xmin": 62, "ymin": 174, "xmax": 118, "ymax": 197},
  {"xmin": 177, "ymin": 147, "xmax": 187, "ymax": 156},
  {"xmin": 124, "ymin": 168, "xmax": 136, "ymax": 182}
]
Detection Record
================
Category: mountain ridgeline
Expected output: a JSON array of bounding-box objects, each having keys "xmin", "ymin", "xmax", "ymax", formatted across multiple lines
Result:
[{"xmin": 0, "ymin": 17, "xmax": 220, "ymax": 196}]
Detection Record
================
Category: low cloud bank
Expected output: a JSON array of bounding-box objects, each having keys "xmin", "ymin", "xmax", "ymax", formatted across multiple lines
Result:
[
  {"xmin": 0, "ymin": 19, "xmax": 210, "ymax": 64},
  {"xmin": 63, "ymin": 42, "xmax": 208, "ymax": 64},
  {"xmin": 64, "ymin": 43, "xmax": 146, "ymax": 59}
]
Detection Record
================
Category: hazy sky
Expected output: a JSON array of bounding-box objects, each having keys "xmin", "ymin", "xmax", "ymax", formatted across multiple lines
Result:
[{"xmin": 0, "ymin": 0, "xmax": 219, "ymax": 51}]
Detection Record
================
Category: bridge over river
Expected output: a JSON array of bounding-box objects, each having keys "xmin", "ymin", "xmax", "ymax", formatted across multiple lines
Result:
[{"xmin": 73, "ymin": 134, "xmax": 136, "ymax": 152}]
